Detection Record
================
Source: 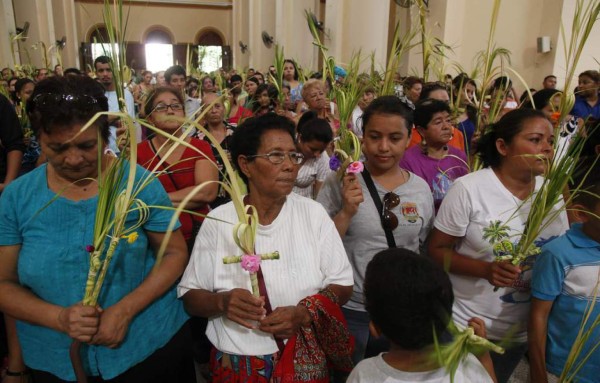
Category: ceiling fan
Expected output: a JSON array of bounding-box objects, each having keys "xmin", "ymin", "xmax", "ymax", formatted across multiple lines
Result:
[
  {"xmin": 56, "ymin": 36, "xmax": 67, "ymax": 50},
  {"xmin": 15, "ymin": 21, "xmax": 30, "ymax": 39},
  {"xmin": 238, "ymin": 41, "xmax": 248, "ymax": 54},
  {"xmin": 261, "ymin": 31, "xmax": 274, "ymax": 49},
  {"xmin": 306, "ymin": 10, "xmax": 324, "ymax": 33}
]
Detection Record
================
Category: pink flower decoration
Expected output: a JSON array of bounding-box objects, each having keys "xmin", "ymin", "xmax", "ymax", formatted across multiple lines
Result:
[
  {"xmin": 241, "ymin": 254, "xmax": 261, "ymax": 273},
  {"xmin": 346, "ymin": 161, "xmax": 364, "ymax": 174},
  {"xmin": 85, "ymin": 245, "xmax": 95, "ymax": 253}
]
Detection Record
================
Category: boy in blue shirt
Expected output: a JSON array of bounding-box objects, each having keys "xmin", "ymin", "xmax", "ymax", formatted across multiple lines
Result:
[{"xmin": 529, "ymin": 166, "xmax": 600, "ymax": 383}]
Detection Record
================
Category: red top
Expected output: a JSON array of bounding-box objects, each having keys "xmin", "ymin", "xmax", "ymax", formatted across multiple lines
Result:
[
  {"xmin": 137, "ymin": 138, "xmax": 216, "ymax": 239},
  {"xmin": 228, "ymin": 105, "xmax": 252, "ymax": 126}
]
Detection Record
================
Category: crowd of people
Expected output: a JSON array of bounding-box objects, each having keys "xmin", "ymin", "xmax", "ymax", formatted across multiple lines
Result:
[{"xmin": 0, "ymin": 56, "xmax": 598, "ymax": 383}]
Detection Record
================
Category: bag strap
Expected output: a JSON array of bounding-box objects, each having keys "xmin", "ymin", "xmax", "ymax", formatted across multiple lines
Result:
[{"xmin": 361, "ymin": 169, "xmax": 397, "ymax": 248}]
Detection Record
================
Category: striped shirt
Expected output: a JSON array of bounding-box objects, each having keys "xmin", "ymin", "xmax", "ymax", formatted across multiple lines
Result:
[{"xmin": 293, "ymin": 152, "xmax": 332, "ymax": 199}]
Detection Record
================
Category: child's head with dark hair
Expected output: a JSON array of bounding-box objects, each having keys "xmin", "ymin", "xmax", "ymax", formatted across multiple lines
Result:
[
  {"xmin": 572, "ymin": 157, "xmax": 600, "ymax": 210},
  {"xmin": 365, "ymin": 249, "xmax": 454, "ymax": 350},
  {"xmin": 572, "ymin": 159, "xmax": 600, "ymax": 243},
  {"xmin": 27, "ymin": 75, "xmax": 109, "ymax": 142},
  {"xmin": 523, "ymin": 88, "xmax": 560, "ymax": 112},
  {"xmin": 361, "ymin": 95, "xmax": 414, "ymax": 135},
  {"xmin": 297, "ymin": 112, "xmax": 333, "ymax": 144}
]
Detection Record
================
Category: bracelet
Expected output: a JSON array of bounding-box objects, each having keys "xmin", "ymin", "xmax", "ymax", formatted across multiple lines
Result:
[{"xmin": 5, "ymin": 369, "xmax": 30, "ymax": 377}]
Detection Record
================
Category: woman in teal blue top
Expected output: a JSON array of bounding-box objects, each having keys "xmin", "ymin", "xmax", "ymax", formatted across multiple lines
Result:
[{"xmin": 0, "ymin": 76, "xmax": 194, "ymax": 382}]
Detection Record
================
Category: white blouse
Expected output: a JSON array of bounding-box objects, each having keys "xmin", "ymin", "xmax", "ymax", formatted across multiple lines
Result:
[{"xmin": 178, "ymin": 193, "xmax": 354, "ymax": 355}]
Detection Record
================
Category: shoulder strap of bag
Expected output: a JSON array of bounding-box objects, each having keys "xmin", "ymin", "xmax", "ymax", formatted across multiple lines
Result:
[{"xmin": 361, "ymin": 168, "xmax": 397, "ymax": 248}]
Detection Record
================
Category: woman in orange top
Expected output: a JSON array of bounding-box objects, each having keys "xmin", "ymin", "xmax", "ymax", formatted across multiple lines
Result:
[{"xmin": 408, "ymin": 82, "xmax": 465, "ymax": 152}]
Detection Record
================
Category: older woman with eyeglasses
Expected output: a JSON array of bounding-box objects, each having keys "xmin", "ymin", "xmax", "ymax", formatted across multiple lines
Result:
[
  {"xmin": 178, "ymin": 113, "xmax": 354, "ymax": 382},
  {"xmin": 407, "ymin": 82, "xmax": 466, "ymax": 153},
  {"xmin": 400, "ymin": 99, "xmax": 469, "ymax": 212},
  {"xmin": 137, "ymin": 86, "xmax": 218, "ymax": 251},
  {"xmin": 317, "ymin": 96, "xmax": 435, "ymax": 364}
]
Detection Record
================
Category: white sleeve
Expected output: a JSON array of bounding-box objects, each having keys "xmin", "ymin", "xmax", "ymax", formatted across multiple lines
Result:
[
  {"xmin": 177, "ymin": 215, "xmax": 218, "ymax": 296},
  {"xmin": 434, "ymin": 180, "xmax": 472, "ymax": 237},
  {"xmin": 316, "ymin": 206, "xmax": 354, "ymax": 287},
  {"xmin": 315, "ymin": 153, "xmax": 333, "ymax": 183}
]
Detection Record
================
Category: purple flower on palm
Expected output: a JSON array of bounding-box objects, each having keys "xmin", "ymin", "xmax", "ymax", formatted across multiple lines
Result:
[{"xmin": 329, "ymin": 155, "xmax": 342, "ymax": 171}]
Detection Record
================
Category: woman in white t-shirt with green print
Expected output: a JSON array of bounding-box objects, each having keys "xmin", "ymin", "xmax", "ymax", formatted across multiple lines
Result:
[{"xmin": 428, "ymin": 108, "xmax": 568, "ymax": 383}]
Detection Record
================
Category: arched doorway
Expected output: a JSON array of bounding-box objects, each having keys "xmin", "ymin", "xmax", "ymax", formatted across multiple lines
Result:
[
  {"xmin": 195, "ymin": 28, "xmax": 230, "ymax": 72},
  {"xmin": 79, "ymin": 24, "xmax": 117, "ymax": 73},
  {"xmin": 144, "ymin": 27, "xmax": 174, "ymax": 72}
]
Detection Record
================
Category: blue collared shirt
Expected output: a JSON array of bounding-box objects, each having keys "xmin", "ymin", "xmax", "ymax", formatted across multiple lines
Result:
[{"xmin": 570, "ymin": 95, "xmax": 600, "ymax": 120}]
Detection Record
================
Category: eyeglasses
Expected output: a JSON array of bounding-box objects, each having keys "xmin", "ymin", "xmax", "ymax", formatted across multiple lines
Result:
[
  {"xmin": 246, "ymin": 150, "xmax": 305, "ymax": 165},
  {"xmin": 382, "ymin": 192, "xmax": 400, "ymax": 230},
  {"xmin": 152, "ymin": 102, "xmax": 184, "ymax": 113}
]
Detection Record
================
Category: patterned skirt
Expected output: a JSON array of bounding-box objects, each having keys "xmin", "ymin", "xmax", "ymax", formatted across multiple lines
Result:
[{"xmin": 209, "ymin": 347, "xmax": 280, "ymax": 382}]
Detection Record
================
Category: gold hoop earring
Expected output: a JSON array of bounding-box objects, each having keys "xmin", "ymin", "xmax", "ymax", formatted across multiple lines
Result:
[{"xmin": 420, "ymin": 139, "xmax": 428, "ymax": 155}]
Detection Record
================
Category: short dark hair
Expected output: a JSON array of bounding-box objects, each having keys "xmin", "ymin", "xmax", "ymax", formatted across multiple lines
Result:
[
  {"xmin": 579, "ymin": 70, "xmax": 600, "ymax": 83},
  {"xmin": 229, "ymin": 113, "xmax": 296, "ymax": 185},
  {"xmin": 297, "ymin": 112, "xmax": 333, "ymax": 144},
  {"xmin": 572, "ymin": 157, "xmax": 600, "ymax": 210},
  {"xmin": 365, "ymin": 249, "xmax": 454, "ymax": 350},
  {"xmin": 475, "ymin": 108, "xmax": 548, "ymax": 168},
  {"xmin": 420, "ymin": 82, "xmax": 449, "ymax": 100},
  {"xmin": 15, "ymin": 78, "xmax": 34, "ymax": 99},
  {"xmin": 361, "ymin": 95, "xmax": 414, "ymax": 136},
  {"xmin": 543, "ymin": 75, "xmax": 556, "ymax": 82},
  {"xmin": 229, "ymin": 74, "xmax": 242, "ymax": 84},
  {"xmin": 27, "ymin": 75, "xmax": 109, "ymax": 142},
  {"xmin": 245, "ymin": 76, "xmax": 259, "ymax": 87},
  {"xmin": 524, "ymin": 88, "xmax": 560, "ymax": 110},
  {"xmin": 492, "ymin": 75, "xmax": 512, "ymax": 90},
  {"xmin": 64, "ymin": 67, "xmax": 83, "ymax": 76},
  {"xmin": 403, "ymin": 76, "xmax": 423, "ymax": 90},
  {"xmin": 414, "ymin": 99, "xmax": 451, "ymax": 128},
  {"xmin": 164, "ymin": 65, "xmax": 186, "ymax": 83},
  {"xmin": 186, "ymin": 77, "xmax": 200, "ymax": 86},
  {"xmin": 144, "ymin": 86, "xmax": 185, "ymax": 117},
  {"xmin": 93, "ymin": 55, "xmax": 111, "ymax": 70}
]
